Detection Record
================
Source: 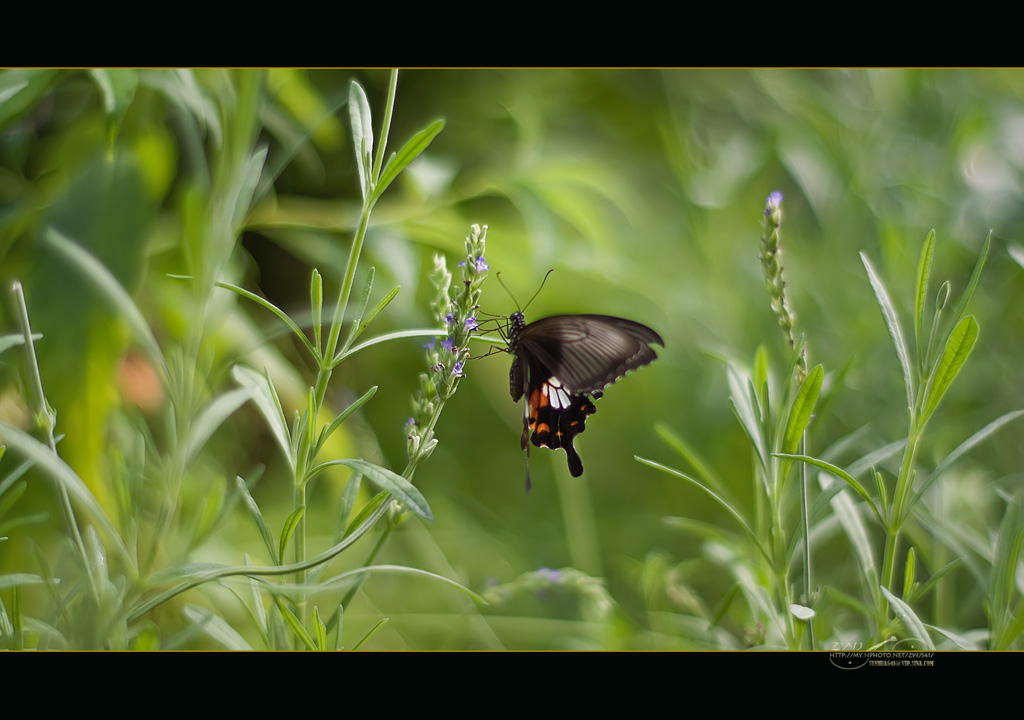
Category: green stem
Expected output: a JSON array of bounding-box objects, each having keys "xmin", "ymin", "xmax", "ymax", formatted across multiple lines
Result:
[{"xmin": 12, "ymin": 283, "xmax": 94, "ymax": 599}]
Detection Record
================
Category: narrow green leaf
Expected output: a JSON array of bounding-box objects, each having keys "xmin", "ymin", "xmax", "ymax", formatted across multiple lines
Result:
[
  {"xmin": 0, "ymin": 573, "xmax": 45, "ymax": 589},
  {"xmin": 313, "ymin": 459, "xmax": 432, "ymax": 522},
  {"xmin": 45, "ymin": 229, "xmax": 165, "ymax": 378},
  {"xmin": 344, "ymin": 490, "xmax": 387, "ymax": 539},
  {"xmin": 824, "ymin": 475, "xmax": 877, "ymax": 586},
  {"xmin": 908, "ymin": 558, "xmax": 961, "ymax": 606},
  {"xmin": 725, "ymin": 364, "xmax": 767, "ymax": 471},
  {"xmin": 914, "ymin": 230, "xmax": 935, "ymax": 372},
  {"xmin": 275, "ymin": 597, "xmax": 317, "ymax": 650},
  {"xmin": 333, "ymin": 328, "xmax": 447, "ymax": 365},
  {"xmin": 217, "ymin": 281, "xmax": 318, "ymax": 360},
  {"xmin": 311, "ymin": 269, "xmax": 323, "ymax": 355},
  {"xmin": 371, "ymin": 119, "xmax": 446, "ymax": 204},
  {"xmin": 989, "ymin": 493, "xmax": 1024, "ymax": 648},
  {"xmin": 950, "ymin": 230, "xmax": 991, "ymax": 325},
  {"xmin": 233, "ymin": 365, "xmax": 292, "ymax": 465},
  {"xmin": 903, "ymin": 546, "xmax": 916, "ymax": 599},
  {"xmin": 783, "ymin": 364, "xmax": 823, "ymax": 455},
  {"xmin": 349, "ymin": 81, "xmax": 373, "ymax": 200},
  {"xmin": 874, "ymin": 470, "xmax": 888, "ymax": 517},
  {"xmin": 927, "ymin": 410, "xmax": 1024, "ymax": 489},
  {"xmin": 235, "ymin": 475, "xmax": 277, "ymax": 564},
  {"xmin": 0, "ymin": 333, "xmax": 41, "ymax": 356},
  {"xmin": 313, "ymin": 606, "xmax": 327, "ymax": 651},
  {"xmin": 316, "ymin": 386, "xmax": 377, "ymax": 457},
  {"xmin": 183, "ymin": 604, "xmax": 252, "ymax": 651},
  {"xmin": 881, "ymin": 587, "xmax": 935, "ymax": 650},
  {"xmin": 654, "ymin": 422, "xmax": 726, "ymax": 496},
  {"xmin": 279, "ymin": 505, "xmax": 305, "ymax": 561},
  {"xmin": 354, "ymin": 285, "xmax": 401, "ymax": 342},
  {"xmin": 775, "ymin": 453, "xmax": 884, "ymax": 526},
  {"xmin": 351, "ymin": 617, "xmax": 389, "ymax": 651},
  {"xmin": 184, "ymin": 387, "xmax": 254, "ymax": 467},
  {"xmin": 635, "ymin": 456, "xmax": 771, "ymax": 563},
  {"xmin": 923, "ymin": 315, "xmax": 978, "ymax": 421},
  {"xmin": 0, "ymin": 424, "xmax": 130, "ymax": 565},
  {"xmin": 861, "ymin": 252, "xmax": 914, "ymax": 414},
  {"xmin": 0, "ymin": 69, "xmax": 59, "ymax": 132},
  {"xmin": 342, "ymin": 268, "xmax": 376, "ymax": 352}
]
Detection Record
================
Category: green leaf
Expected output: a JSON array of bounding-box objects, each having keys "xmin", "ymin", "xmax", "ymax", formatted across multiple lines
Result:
[
  {"xmin": 311, "ymin": 269, "xmax": 323, "ymax": 354},
  {"xmin": 775, "ymin": 453, "xmax": 884, "ymax": 526},
  {"xmin": 44, "ymin": 228, "xmax": 165, "ymax": 379},
  {"xmin": 989, "ymin": 492, "xmax": 1024, "ymax": 649},
  {"xmin": 313, "ymin": 606, "xmax": 327, "ymax": 651},
  {"xmin": 371, "ymin": 118, "xmax": 446, "ymax": 204},
  {"xmin": 349, "ymin": 81, "xmax": 373, "ymax": 200},
  {"xmin": 725, "ymin": 364, "xmax": 767, "ymax": 471},
  {"xmin": 233, "ymin": 365, "xmax": 292, "ymax": 466},
  {"xmin": 275, "ymin": 597, "xmax": 318, "ymax": 650},
  {"xmin": 914, "ymin": 229, "xmax": 935, "ymax": 372},
  {"xmin": 183, "ymin": 603, "xmax": 252, "ymax": 651},
  {"xmin": 0, "ymin": 333, "xmax": 38, "ymax": 356},
  {"xmin": 881, "ymin": 587, "xmax": 935, "ymax": 650},
  {"xmin": 950, "ymin": 230, "xmax": 990, "ymax": 326},
  {"xmin": 279, "ymin": 505, "xmax": 305, "ymax": 561},
  {"xmin": 0, "ymin": 424, "xmax": 131, "ymax": 566},
  {"xmin": 342, "ymin": 267, "xmax": 376, "ymax": 352},
  {"xmin": 925, "ymin": 410, "xmax": 1024, "ymax": 494},
  {"xmin": 783, "ymin": 364, "xmax": 822, "ymax": 455},
  {"xmin": 344, "ymin": 490, "xmax": 388, "ymax": 539},
  {"xmin": 922, "ymin": 315, "xmax": 978, "ymax": 421},
  {"xmin": 218, "ymin": 281, "xmax": 318, "ymax": 360},
  {"xmin": 351, "ymin": 617, "xmax": 389, "ymax": 651},
  {"xmin": 861, "ymin": 252, "xmax": 914, "ymax": 415},
  {"xmin": 315, "ymin": 386, "xmax": 377, "ymax": 458},
  {"xmin": 184, "ymin": 387, "xmax": 254, "ymax": 467},
  {"xmin": 635, "ymin": 457, "xmax": 771, "ymax": 564},
  {"xmin": 0, "ymin": 573, "xmax": 45, "ymax": 589},
  {"xmin": 313, "ymin": 459, "xmax": 432, "ymax": 522},
  {"xmin": 0, "ymin": 69, "xmax": 59, "ymax": 132},
  {"xmin": 903, "ymin": 546, "xmax": 916, "ymax": 599},
  {"xmin": 333, "ymin": 328, "xmax": 447, "ymax": 365},
  {"xmin": 235, "ymin": 475, "xmax": 277, "ymax": 564},
  {"xmin": 353, "ymin": 285, "xmax": 401, "ymax": 343}
]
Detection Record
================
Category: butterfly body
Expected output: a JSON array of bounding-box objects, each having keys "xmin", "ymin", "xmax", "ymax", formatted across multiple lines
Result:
[{"xmin": 507, "ymin": 312, "xmax": 663, "ymax": 478}]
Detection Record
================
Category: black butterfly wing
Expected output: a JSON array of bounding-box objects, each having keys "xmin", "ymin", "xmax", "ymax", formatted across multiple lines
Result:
[
  {"xmin": 508, "ymin": 314, "xmax": 663, "ymax": 478},
  {"xmin": 513, "ymin": 315, "xmax": 663, "ymax": 397}
]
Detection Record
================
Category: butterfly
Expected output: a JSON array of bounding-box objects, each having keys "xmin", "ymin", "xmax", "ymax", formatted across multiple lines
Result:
[{"xmin": 506, "ymin": 312, "xmax": 664, "ymax": 480}]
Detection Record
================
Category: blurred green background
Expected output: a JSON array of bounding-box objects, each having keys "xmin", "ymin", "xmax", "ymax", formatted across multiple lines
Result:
[{"xmin": 1, "ymin": 69, "xmax": 1022, "ymax": 649}]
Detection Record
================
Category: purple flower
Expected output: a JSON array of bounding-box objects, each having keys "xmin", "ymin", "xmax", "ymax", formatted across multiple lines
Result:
[
  {"xmin": 458, "ymin": 256, "xmax": 490, "ymax": 272},
  {"xmin": 451, "ymin": 360, "xmax": 465, "ymax": 377},
  {"xmin": 464, "ymin": 316, "xmax": 478, "ymax": 332},
  {"xmin": 441, "ymin": 337, "xmax": 455, "ymax": 353},
  {"xmin": 422, "ymin": 338, "xmax": 436, "ymax": 350},
  {"xmin": 764, "ymin": 191, "xmax": 784, "ymax": 215},
  {"xmin": 444, "ymin": 312, "xmax": 454, "ymax": 324}
]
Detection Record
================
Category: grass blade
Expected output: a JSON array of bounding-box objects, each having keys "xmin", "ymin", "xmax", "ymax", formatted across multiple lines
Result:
[{"xmin": 861, "ymin": 252, "xmax": 914, "ymax": 415}]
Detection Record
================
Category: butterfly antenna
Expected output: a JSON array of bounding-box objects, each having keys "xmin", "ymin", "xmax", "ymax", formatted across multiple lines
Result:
[
  {"xmin": 522, "ymin": 269, "xmax": 555, "ymax": 313},
  {"xmin": 495, "ymin": 272, "xmax": 522, "ymax": 312}
]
